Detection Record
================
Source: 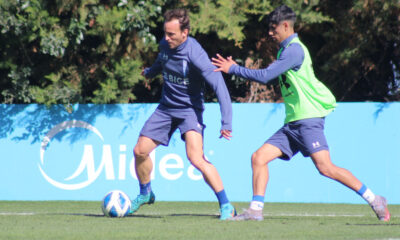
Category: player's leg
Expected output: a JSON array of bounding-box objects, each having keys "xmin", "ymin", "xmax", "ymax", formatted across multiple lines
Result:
[
  {"xmin": 299, "ymin": 117, "xmax": 390, "ymax": 221},
  {"xmin": 130, "ymin": 108, "xmax": 174, "ymax": 214},
  {"xmin": 134, "ymin": 136, "xmax": 160, "ymax": 191},
  {"xmin": 130, "ymin": 136, "xmax": 159, "ymax": 214},
  {"xmin": 252, "ymin": 143, "xmax": 283, "ymax": 197},
  {"xmin": 310, "ymin": 150, "xmax": 362, "ymax": 191},
  {"xmin": 232, "ymin": 123, "xmax": 295, "ymax": 221},
  {"xmin": 232, "ymin": 143, "xmax": 282, "ymax": 221},
  {"xmin": 311, "ymin": 150, "xmax": 390, "ymax": 221},
  {"xmin": 184, "ymin": 130, "xmax": 236, "ymax": 220},
  {"xmin": 184, "ymin": 130, "xmax": 222, "ymax": 191}
]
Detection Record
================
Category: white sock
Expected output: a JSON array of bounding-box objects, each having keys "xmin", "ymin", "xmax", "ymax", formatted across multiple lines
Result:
[
  {"xmin": 250, "ymin": 201, "xmax": 264, "ymax": 211},
  {"xmin": 362, "ymin": 188, "xmax": 376, "ymax": 204}
]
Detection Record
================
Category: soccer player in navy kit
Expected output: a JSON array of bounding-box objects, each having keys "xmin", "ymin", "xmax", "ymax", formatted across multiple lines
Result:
[{"xmin": 129, "ymin": 9, "xmax": 236, "ymax": 220}]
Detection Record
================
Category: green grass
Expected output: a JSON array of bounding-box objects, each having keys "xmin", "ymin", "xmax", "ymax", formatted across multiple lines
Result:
[{"xmin": 0, "ymin": 201, "xmax": 399, "ymax": 240}]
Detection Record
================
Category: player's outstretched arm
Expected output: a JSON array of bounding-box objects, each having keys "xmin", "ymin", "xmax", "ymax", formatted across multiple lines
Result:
[
  {"xmin": 213, "ymin": 44, "xmax": 305, "ymax": 85},
  {"xmin": 211, "ymin": 54, "xmax": 237, "ymax": 73}
]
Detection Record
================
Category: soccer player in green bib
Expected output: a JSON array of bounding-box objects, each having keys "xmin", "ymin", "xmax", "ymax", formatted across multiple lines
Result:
[{"xmin": 212, "ymin": 5, "xmax": 390, "ymax": 221}]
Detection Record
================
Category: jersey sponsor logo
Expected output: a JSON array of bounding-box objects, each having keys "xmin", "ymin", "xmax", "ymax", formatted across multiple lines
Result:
[
  {"xmin": 163, "ymin": 72, "xmax": 189, "ymax": 86},
  {"xmin": 182, "ymin": 60, "xmax": 188, "ymax": 77}
]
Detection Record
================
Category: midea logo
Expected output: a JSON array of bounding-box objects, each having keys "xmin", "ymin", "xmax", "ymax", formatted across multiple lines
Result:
[
  {"xmin": 38, "ymin": 120, "xmax": 114, "ymax": 190},
  {"xmin": 38, "ymin": 120, "xmax": 203, "ymax": 191}
]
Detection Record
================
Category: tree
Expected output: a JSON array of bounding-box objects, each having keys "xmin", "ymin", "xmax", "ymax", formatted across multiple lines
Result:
[
  {"xmin": 0, "ymin": 0, "xmax": 166, "ymax": 105},
  {"xmin": 314, "ymin": 0, "xmax": 400, "ymax": 101},
  {"xmin": 1, "ymin": 0, "xmax": 398, "ymax": 105}
]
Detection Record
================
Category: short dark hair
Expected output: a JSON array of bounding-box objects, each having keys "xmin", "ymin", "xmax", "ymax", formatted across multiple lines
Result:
[
  {"xmin": 268, "ymin": 5, "xmax": 296, "ymax": 28},
  {"xmin": 164, "ymin": 9, "xmax": 190, "ymax": 32}
]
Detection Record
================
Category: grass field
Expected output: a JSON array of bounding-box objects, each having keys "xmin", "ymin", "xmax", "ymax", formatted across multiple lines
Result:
[{"xmin": 0, "ymin": 201, "xmax": 399, "ymax": 240}]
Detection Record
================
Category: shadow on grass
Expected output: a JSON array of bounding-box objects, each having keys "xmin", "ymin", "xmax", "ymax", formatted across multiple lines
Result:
[
  {"xmin": 59, "ymin": 213, "xmax": 163, "ymax": 218},
  {"xmin": 62, "ymin": 212, "xmax": 220, "ymax": 219},
  {"xmin": 56, "ymin": 212, "xmax": 223, "ymax": 219},
  {"xmin": 66, "ymin": 213, "xmax": 292, "ymax": 220},
  {"xmin": 169, "ymin": 213, "xmax": 218, "ymax": 219},
  {"xmin": 169, "ymin": 213, "xmax": 215, "ymax": 217},
  {"xmin": 346, "ymin": 223, "xmax": 400, "ymax": 226},
  {"xmin": 127, "ymin": 214, "xmax": 163, "ymax": 219}
]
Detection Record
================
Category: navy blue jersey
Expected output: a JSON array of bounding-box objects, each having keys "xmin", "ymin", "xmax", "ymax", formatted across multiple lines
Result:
[{"xmin": 144, "ymin": 37, "xmax": 232, "ymax": 131}]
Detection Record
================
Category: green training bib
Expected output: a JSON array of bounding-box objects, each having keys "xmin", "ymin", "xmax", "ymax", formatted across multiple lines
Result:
[{"xmin": 278, "ymin": 37, "xmax": 337, "ymax": 123}]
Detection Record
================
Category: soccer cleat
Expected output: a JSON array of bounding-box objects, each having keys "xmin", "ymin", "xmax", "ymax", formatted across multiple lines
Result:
[
  {"xmin": 219, "ymin": 203, "xmax": 237, "ymax": 220},
  {"xmin": 370, "ymin": 195, "xmax": 390, "ymax": 222},
  {"xmin": 229, "ymin": 208, "xmax": 263, "ymax": 221},
  {"xmin": 129, "ymin": 191, "xmax": 155, "ymax": 214}
]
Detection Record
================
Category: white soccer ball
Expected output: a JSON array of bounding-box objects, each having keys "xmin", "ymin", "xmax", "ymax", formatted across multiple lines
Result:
[{"xmin": 102, "ymin": 190, "xmax": 131, "ymax": 217}]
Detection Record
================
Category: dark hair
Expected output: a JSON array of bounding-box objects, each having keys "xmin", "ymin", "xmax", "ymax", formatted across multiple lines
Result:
[
  {"xmin": 268, "ymin": 5, "xmax": 296, "ymax": 27},
  {"xmin": 164, "ymin": 9, "xmax": 190, "ymax": 31}
]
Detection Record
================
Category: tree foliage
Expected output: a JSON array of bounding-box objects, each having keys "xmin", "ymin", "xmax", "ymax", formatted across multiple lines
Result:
[
  {"xmin": 315, "ymin": 0, "xmax": 400, "ymax": 101},
  {"xmin": 0, "ymin": 0, "xmax": 165, "ymax": 105},
  {"xmin": 0, "ymin": 0, "xmax": 399, "ymax": 105}
]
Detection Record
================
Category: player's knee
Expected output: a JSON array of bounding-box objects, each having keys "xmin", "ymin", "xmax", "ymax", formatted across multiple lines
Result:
[
  {"xmin": 189, "ymin": 159, "xmax": 202, "ymax": 170},
  {"xmin": 188, "ymin": 155, "xmax": 209, "ymax": 170},
  {"xmin": 133, "ymin": 145, "xmax": 147, "ymax": 161},
  {"xmin": 251, "ymin": 152, "xmax": 264, "ymax": 167},
  {"xmin": 317, "ymin": 165, "xmax": 335, "ymax": 178}
]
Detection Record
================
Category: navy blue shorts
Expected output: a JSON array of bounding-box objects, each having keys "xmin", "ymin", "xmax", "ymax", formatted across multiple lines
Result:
[
  {"xmin": 140, "ymin": 107, "xmax": 205, "ymax": 146},
  {"xmin": 266, "ymin": 117, "xmax": 329, "ymax": 160}
]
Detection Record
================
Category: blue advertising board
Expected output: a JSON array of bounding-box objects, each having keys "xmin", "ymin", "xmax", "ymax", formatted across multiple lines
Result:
[{"xmin": 0, "ymin": 103, "xmax": 399, "ymax": 204}]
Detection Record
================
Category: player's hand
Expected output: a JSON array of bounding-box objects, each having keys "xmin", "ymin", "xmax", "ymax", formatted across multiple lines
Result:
[
  {"xmin": 211, "ymin": 54, "xmax": 237, "ymax": 73},
  {"xmin": 141, "ymin": 68, "xmax": 151, "ymax": 89},
  {"xmin": 219, "ymin": 129, "xmax": 232, "ymax": 140}
]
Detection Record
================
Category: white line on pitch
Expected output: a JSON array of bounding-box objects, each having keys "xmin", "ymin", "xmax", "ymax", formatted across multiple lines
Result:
[
  {"xmin": 0, "ymin": 212, "xmax": 35, "ymax": 216},
  {"xmin": 263, "ymin": 213, "xmax": 365, "ymax": 217}
]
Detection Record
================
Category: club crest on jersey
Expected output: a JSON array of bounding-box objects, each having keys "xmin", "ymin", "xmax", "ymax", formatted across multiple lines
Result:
[{"xmin": 161, "ymin": 52, "xmax": 168, "ymax": 61}]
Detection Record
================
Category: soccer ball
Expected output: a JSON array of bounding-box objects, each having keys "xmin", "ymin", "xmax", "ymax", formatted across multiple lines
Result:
[{"xmin": 101, "ymin": 190, "xmax": 131, "ymax": 217}]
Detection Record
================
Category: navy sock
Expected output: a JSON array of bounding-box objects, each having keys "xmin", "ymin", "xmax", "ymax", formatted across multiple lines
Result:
[
  {"xmin": 215, "ymin": 190, "xmax": 229, "ymax": 207},
  {"xmin": 139, "ymin": 182, "xmax": 151, "ymax": 195}
]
